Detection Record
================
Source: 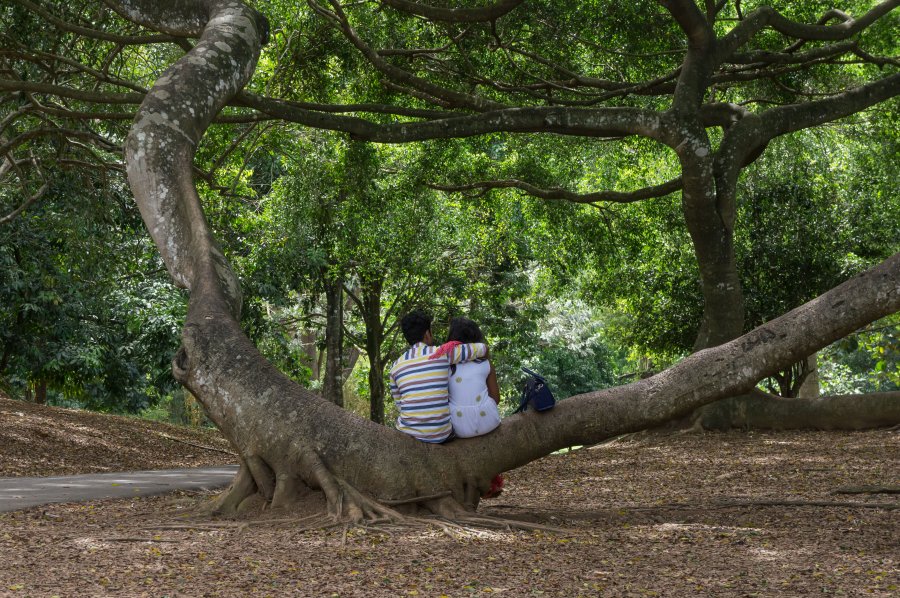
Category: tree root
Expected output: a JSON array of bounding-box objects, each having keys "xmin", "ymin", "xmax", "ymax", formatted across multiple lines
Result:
[
  {"xmin": 210, "ymin": 452, "xmax": 544, "ymax": 534},
  {"xmin": 832, "ymin": 486, "xmax": 900, "ymax": 495},
  {"xmin": 210, "ymin": 462, "xmax": 256, "ymax": 515},
  {"xmin": 153, "ymin": 432, "xmax": 236, "ymax": 455},
  {"xmin": 382, "ymin": 490, "xmax": 453, "ymax": 506}
]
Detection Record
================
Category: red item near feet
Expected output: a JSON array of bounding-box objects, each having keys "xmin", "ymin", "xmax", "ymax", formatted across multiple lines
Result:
[{"xmin": 482, "ymin": 474, "xmax": 504, "ymax": 499}]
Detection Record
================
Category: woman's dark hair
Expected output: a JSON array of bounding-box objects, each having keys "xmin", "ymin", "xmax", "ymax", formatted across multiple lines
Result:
[
  {"xmin": 401, "ymin": 309, "xmax": 433, "ymax": 345},
  {"xmin": 447, "ymin": 317, "xmax": 485, "ymax": 344}
]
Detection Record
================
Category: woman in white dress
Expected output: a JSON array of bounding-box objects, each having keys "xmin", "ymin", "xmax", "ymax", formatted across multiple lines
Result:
[{"xmin": 445, "ymin": 317, "xmax": 501, "ymax": 438}]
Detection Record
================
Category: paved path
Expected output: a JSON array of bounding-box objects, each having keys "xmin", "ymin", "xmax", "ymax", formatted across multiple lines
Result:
[{"xmin": 0, "ymin": 466, "xmax": 238, "ymax": 512}]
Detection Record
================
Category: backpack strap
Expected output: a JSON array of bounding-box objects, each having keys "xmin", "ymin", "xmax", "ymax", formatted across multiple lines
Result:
[{"xmin": 514, "ymin": 367, "xmax": 540, "ymax": 413}]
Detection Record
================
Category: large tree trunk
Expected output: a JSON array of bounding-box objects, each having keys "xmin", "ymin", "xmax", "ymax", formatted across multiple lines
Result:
[{"xmin": 117, "ymin": 0, "xmax": 900, "ymax": 521}]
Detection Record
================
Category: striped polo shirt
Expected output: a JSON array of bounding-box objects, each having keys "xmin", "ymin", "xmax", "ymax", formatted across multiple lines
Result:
[{"xmin": 389, "ymin": 341, "xmax": 487, "ymax": 443}]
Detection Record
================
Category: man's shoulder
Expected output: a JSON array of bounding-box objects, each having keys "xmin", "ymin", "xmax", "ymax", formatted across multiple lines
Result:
[{"xmin": 390, "ymin": 346, "xmax": 419, "ymax": 370}]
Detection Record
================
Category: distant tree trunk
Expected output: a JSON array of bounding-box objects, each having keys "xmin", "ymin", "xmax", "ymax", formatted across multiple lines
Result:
[
  {"xmin": 797, "ymin": 353, "xmax": 820, "ymax": 399},
  {"xmin": 33, "ymin": 380, "xmax": 47, "ymax": 405},
  {"xmin": 299, "ymin": 330, "xmax": 320, "ymax": 382},
  {"xmin": 322, "ymin": 278, "xmax": 344, "ymax": 407},
  {"xmin": 361, "ymin": 278, "xmax": 385, "ymax": 424},
  {"xmin": 342, "ymin": 346, "xmax": 360, "ymax": 384}
]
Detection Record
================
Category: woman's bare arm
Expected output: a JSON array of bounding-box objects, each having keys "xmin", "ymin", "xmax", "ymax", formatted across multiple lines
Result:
[{"xmin": 487, "ymin": 361, "xmax": 501, "ymax": 404}]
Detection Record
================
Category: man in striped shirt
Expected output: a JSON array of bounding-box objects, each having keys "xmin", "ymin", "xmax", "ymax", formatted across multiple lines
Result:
[{"xmin": 389, "ymin": 310, "xmax": 488, "ymax": 443}]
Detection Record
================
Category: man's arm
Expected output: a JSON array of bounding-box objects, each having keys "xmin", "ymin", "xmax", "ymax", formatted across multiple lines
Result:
[
  {"xmin": 446, "ymin": 342, "xmax": 488, "ymax": 364},
  {"xmin": 388, "ymin": 366, "xmax": 401, "ymax": 400}
]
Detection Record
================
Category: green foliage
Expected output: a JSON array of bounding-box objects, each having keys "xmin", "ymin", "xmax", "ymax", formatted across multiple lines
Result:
[
  {"xmin": 820, "ymin": 315, "xmax": 900, "ymax": 394},
  {"xmin": 0, "ymin": 169, "xmax": 185, "ymax": 413},
  {"xmin": 526, "ymin": 297, "xmax": 624, "ymax": 403}
]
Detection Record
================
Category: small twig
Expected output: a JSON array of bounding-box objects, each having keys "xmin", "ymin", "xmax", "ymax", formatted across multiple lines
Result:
[
  {"xmin": 832, "ymin": 486, "xmax": 900, "ymax": 495},
  {"xmin": 145, "ymin": 522, "xmax": 246, "ymax": 531},
  {"xmin": 94, "ymin": 536, "xmax": 179, "ymax": 543},
  {"xmin": 382, "ymin": 490, "xmax": 453, "ymax": 506},
  {"xmin": 627, "ymin": 499, "xmax": 899, "ymax": 511},
  {"xmin": 154, "ymin": 432, "xmax": 237, "ymax": 456},
  {"xmin": 461, "ymin": 515, "xmax": 572, "ymax": 535}
]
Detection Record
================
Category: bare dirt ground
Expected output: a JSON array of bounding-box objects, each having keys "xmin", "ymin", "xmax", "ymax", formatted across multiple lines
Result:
[{"xmin": 0, "ymin": 395, "xmax": 897, "ymax": 597}]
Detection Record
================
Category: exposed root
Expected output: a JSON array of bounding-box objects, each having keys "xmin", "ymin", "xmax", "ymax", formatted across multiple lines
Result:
[
  {"xmin": 209, "ymin": 452, "xmax": 548, "ymax": 534},
  {"xmin": 337, "ymin": 479, "xmax": 405, "ymax": 523},
  {"xmin": 210, "ymin": 463, "xmax": 256, "ymax": 515},
  {"xmin": 271, "ymin": 473, "xmax": 310, "ymax": 510},
  {"xmin": 246, "ymin": 456, "xmax": 276, "ymax": 501},
  {"xmin": 832, "ymin": 486, "xmax": 900, "ymax": 495},
  {"xmin": 426, "ymin": 495, "xmax": 470, "ymax": 519},
  {"xmin": 382, "ymin": 490, "xmax": 453, "ymax": 506},
  {"xmin": 454, "ymin": 515, "xmax": 572, "ymax": 534}
]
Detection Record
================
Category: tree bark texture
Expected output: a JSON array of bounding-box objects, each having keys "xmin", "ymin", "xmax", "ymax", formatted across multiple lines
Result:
[
  {"xmin": 116, "ymin": 0, "xmax": 900, "ymax": 520},
  {"xmin": 693, "ymin": 390, "xmax": 900, "ymax": 431},
  {"xmin": 322, "ymin": 278, "xmax": 344, "ymax": 407},
  {"xmin": 362, "ymin": 278, "xmax": 385, "ymax": 424}
]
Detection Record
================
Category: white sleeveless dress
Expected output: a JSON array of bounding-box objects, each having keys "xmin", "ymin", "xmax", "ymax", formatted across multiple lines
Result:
[{"xmin": 448, "ymin": 359, "xmax": 501, "ymax": 438}]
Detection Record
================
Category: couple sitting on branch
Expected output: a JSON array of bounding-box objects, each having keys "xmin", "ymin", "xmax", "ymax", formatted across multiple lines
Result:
[
  {"xmin": 389, "ymin": 310, "xmax": 503, "ymax": 496},
  {"xmin": 389, "ymin": 310, "xmax": 502, "ymax": 442}
]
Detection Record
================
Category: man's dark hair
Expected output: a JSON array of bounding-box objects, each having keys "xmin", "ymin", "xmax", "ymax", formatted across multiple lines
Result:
[
  {"xmin": 401, "ymin": 309, "xmax": 433, "ymax": 345},
  {"xmin": 447, "ymin": 317, "xmax": 485, "ymax": 344}
]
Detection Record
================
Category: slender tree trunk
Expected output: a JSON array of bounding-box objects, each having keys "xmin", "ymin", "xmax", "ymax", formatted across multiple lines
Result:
[
  {"xmin": 33, "ymin": 380, "xmax": 47, "ymax": 405},
  {"xmin": 322, "ymin": 277, "xmax": 344, "ymax": 407},
  {"xmin": 798, "ymin": 354, "xmax": 819, "ymax": 398},
  {"xmin": 362, "ymin": 279, "xmax": 385, "ymax": 424},
  {"xmin": 343, "ymin": 346, "xmax": 360, "ymax": 384},
  {"xmin": 299, "ymin": 329, "xmax": 320, "ymax": 382}
]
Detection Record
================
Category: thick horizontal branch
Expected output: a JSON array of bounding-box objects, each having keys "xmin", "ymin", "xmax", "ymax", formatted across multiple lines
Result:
[
  {"xmin": 471, "ymin": 251, "xmax": 900, "ymax": 474},
  {"xmin": 381, "ymin": 0, "xmax": 523, "ymax": 22},
  {"xmin": 716, "ymin": 1, "xmax": 899, "ymax": 65},
  {"xmin": 14, "ymin": 0, "xmax": 183, "ymax": 45},
  {"xmin": 316, "ymin": 0, "xmax": 503, "ymax": 111},
  {"xmin": 728, "ymin": 40, "xmax": 858, "ymax": 65},
  {"xmin": 240, "ymin": 92, "xmax": 672, "ymax": 143},
  {"xmin": 764, "ymin": 72, "xmax": 900, "ymax": 141},
  {"xmin": 233, "ymin": 93, "xmax": 458, "ymax": 120},
  {"xmin": 428, "ymin": 177, "xmax": 682, "ymax": 204},
  {"xmin": 0, "ymin": 79, "xmax": 145, "ymax": 105}
]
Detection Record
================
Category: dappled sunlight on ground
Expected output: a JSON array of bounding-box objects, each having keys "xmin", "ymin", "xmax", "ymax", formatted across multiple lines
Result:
[{"xmin": 1, "ymin": 428, "xmax": 896, "ymax": 596}]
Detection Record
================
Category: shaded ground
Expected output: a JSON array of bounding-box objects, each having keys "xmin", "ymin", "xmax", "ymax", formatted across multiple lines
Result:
[
  {"xmin": 1, "ymin": 409, "xmax": 897, "ymax": 597},
  {"xmin": 0, "ymin": 395, "xmax": 234, "ymax": 477}
]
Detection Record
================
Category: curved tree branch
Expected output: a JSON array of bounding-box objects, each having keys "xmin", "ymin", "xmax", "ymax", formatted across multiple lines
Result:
[
  {"xmin": 311, "ymin": 0, "xmax": 503, "ymax": 111},
  {"xmin": 716, "ymin": 1, "xmax": 899, "ymax": 66},
  {"xmin": 0, "ymin": 154, "xmax": 48, "ymax": 225},
  {"xmin": 240, "ymin": 91, "xmax": 673, "ymax": 144},
  {"xmin": 12, "ymin": 0, "xmax": 184, "ymax": 45},
  {"xmin": 118, "ymin": 0, "xmax": 267, "ymax": 312},
  {"xmin": 428, "ymin": 177, "xmax": 682, "ymax": 204},
  {"xmin": 381, "ymin": 0, "xmax": 523, "ymax": 23}
]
